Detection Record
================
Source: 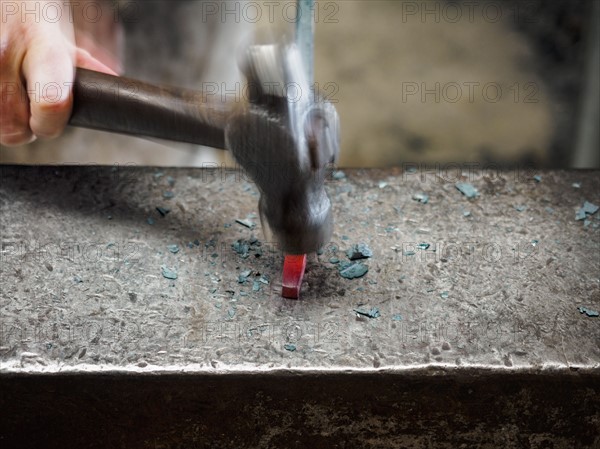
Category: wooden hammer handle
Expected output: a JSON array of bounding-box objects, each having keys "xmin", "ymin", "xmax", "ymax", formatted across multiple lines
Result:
[{"xmin": 69, "ymin": 68, "xmax": 230, "ymax": 149}]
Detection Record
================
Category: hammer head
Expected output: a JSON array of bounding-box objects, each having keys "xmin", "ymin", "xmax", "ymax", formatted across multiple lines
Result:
[{"xmin": 225, "ymin": 44, "xmax": 340, "ymax": 254}]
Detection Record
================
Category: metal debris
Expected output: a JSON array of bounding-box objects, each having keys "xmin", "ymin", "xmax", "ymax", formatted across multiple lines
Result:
[
  {"xmin": 161, "ymin": 265, "xmax": 177, "ymax": 280},
  {"xmin": 238, "ymin": 269, "xmax": 252, "ymax": 284},
  {"xmin": 167, "ymin": 244, "xmax": 180, "ymax": 254},
  {"xmin": 232, "ymin": 240, "xmax": 250, "ymax": 258},
  {"xmin": 284, "ymin": 344, "xmax": 297, "ymax": 352},
  {"xmin": 578, "ymin": 306, "xmax": 599, "ymax": 317},
  {"xmin": 514, "ymin": 205, "xmax": 527, "ymax": 212},
  {"xmin": 235, "ymin": 218, "xmax": 256, "ymax": 229},
  {"xmin": 412, "ymin": 192, "xmax": 429, "ymax": 204},
  {"xmin": 575, "ymin": 201, "xmax": 599, "ymax": 221},
  {"xmin": 231, "ymin": 238, "xmax": 263, "ymax": 259},
  {"xmin": 417, "ymin": 243, "xmax": 430, "ymax": 250},
  {"xmin": 440, "ymin": 291, "xmax": 449, "ymax": 299},
  {"xmin": 258, "ymin": 275, "xmax": 270, "ymax": 285},
  {"xmin": 353, "ymin": 307, "xmax": 380, "ymax": 319},
  {"xmin": 392, "ymin": 314, "xmax": 402, "ymax": 321},
  {"xmin": 339, "ymin": 261, "xmax": 369, "ymax": 279},
  {"xmin": 346, "ymin": 243, "xmax": 373, "ymax": 260},
  {"xmin": 455, "ymin": 182, "xmax": 479, "ymax": 198},
  {"xmin": 156, "ymin": 207, "xmax": 170, "ymax": 217},
  {"xmin": 533, "ymin": 175, "xmax": 542, "ymax": 183},
  {"xmin": 572, "ymin": 182, "xmax": 581, "ymax": 189}
]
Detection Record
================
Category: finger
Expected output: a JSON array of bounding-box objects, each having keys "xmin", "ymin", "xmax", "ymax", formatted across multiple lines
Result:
[
  {"xmin": 0, "ymin": 80, "xmax": 36, "ymax": 146},
  {"xmin": 0, "ymin": 45, "xmax": 35, "ymax": 146},
  {"xmin": 21, "ymin": 35, "xmax": 74, "ymax": 139}
]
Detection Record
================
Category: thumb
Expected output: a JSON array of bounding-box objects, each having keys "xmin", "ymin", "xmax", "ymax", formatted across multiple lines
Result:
[{"xmin": 74, "ymin": 47, "xmax": 119, "ymax": 76}]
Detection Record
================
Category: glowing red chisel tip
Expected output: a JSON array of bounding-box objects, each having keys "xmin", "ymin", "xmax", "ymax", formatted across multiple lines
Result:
[{"xmin": 282, "ymin": 254, "xmax": 307, "ymax": 299}]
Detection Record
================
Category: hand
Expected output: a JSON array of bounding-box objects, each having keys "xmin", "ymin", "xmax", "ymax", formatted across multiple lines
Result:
[{"xmin": 0, "ymin": 0, "xmax": 116, "ymax": 146}]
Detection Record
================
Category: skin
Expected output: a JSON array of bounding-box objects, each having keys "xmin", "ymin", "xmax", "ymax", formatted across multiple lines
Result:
[{"xmin": 0, "ymin": 0, "xmax": 116, "ymax": 146}]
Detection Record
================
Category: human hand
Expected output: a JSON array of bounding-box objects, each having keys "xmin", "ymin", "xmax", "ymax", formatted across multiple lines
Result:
[{"xmin": 1, "ymin": 0, "xmax": 116, "ymax": 146}]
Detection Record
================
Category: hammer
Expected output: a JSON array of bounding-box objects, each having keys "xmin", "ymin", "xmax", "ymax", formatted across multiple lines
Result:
[{"xmin": 69, "ymin": 43, "xmax": 340, "ymax": 299}]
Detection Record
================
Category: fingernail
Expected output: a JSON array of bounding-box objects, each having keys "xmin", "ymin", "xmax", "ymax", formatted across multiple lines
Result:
[{"xmin": 0, "ymin": 133, "xmax": 36, "ymax": 147}]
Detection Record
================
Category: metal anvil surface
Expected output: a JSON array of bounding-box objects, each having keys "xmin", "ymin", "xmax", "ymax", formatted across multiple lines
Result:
[{"xmin": 0, "ymin": 166, "xmax": 598, "ymax": 448}]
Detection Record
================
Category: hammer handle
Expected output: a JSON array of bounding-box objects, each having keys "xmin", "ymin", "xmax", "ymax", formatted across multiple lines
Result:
[{"xmin": 69, "ymin": 68, "xmax": 230, "ymax": 149}]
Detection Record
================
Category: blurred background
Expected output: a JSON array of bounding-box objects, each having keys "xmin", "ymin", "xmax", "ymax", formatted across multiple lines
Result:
[{"xmin": 1, "ymin": 0, "xmax": 598, "ymax": 168}]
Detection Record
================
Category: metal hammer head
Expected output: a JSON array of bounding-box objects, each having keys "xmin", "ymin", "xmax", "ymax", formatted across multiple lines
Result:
[{"xmin": 225, "ymin": 44, "xmax": 340, "ymax": 254}]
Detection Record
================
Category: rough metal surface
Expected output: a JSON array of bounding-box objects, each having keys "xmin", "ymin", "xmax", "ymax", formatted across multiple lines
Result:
[
  {"xmin": 1, "ymin": 166, "xmax": 598, "ymax": 372},
  {"xmin": 0, "ymin": 166, "xmax": 599, "ymax": 447}
]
